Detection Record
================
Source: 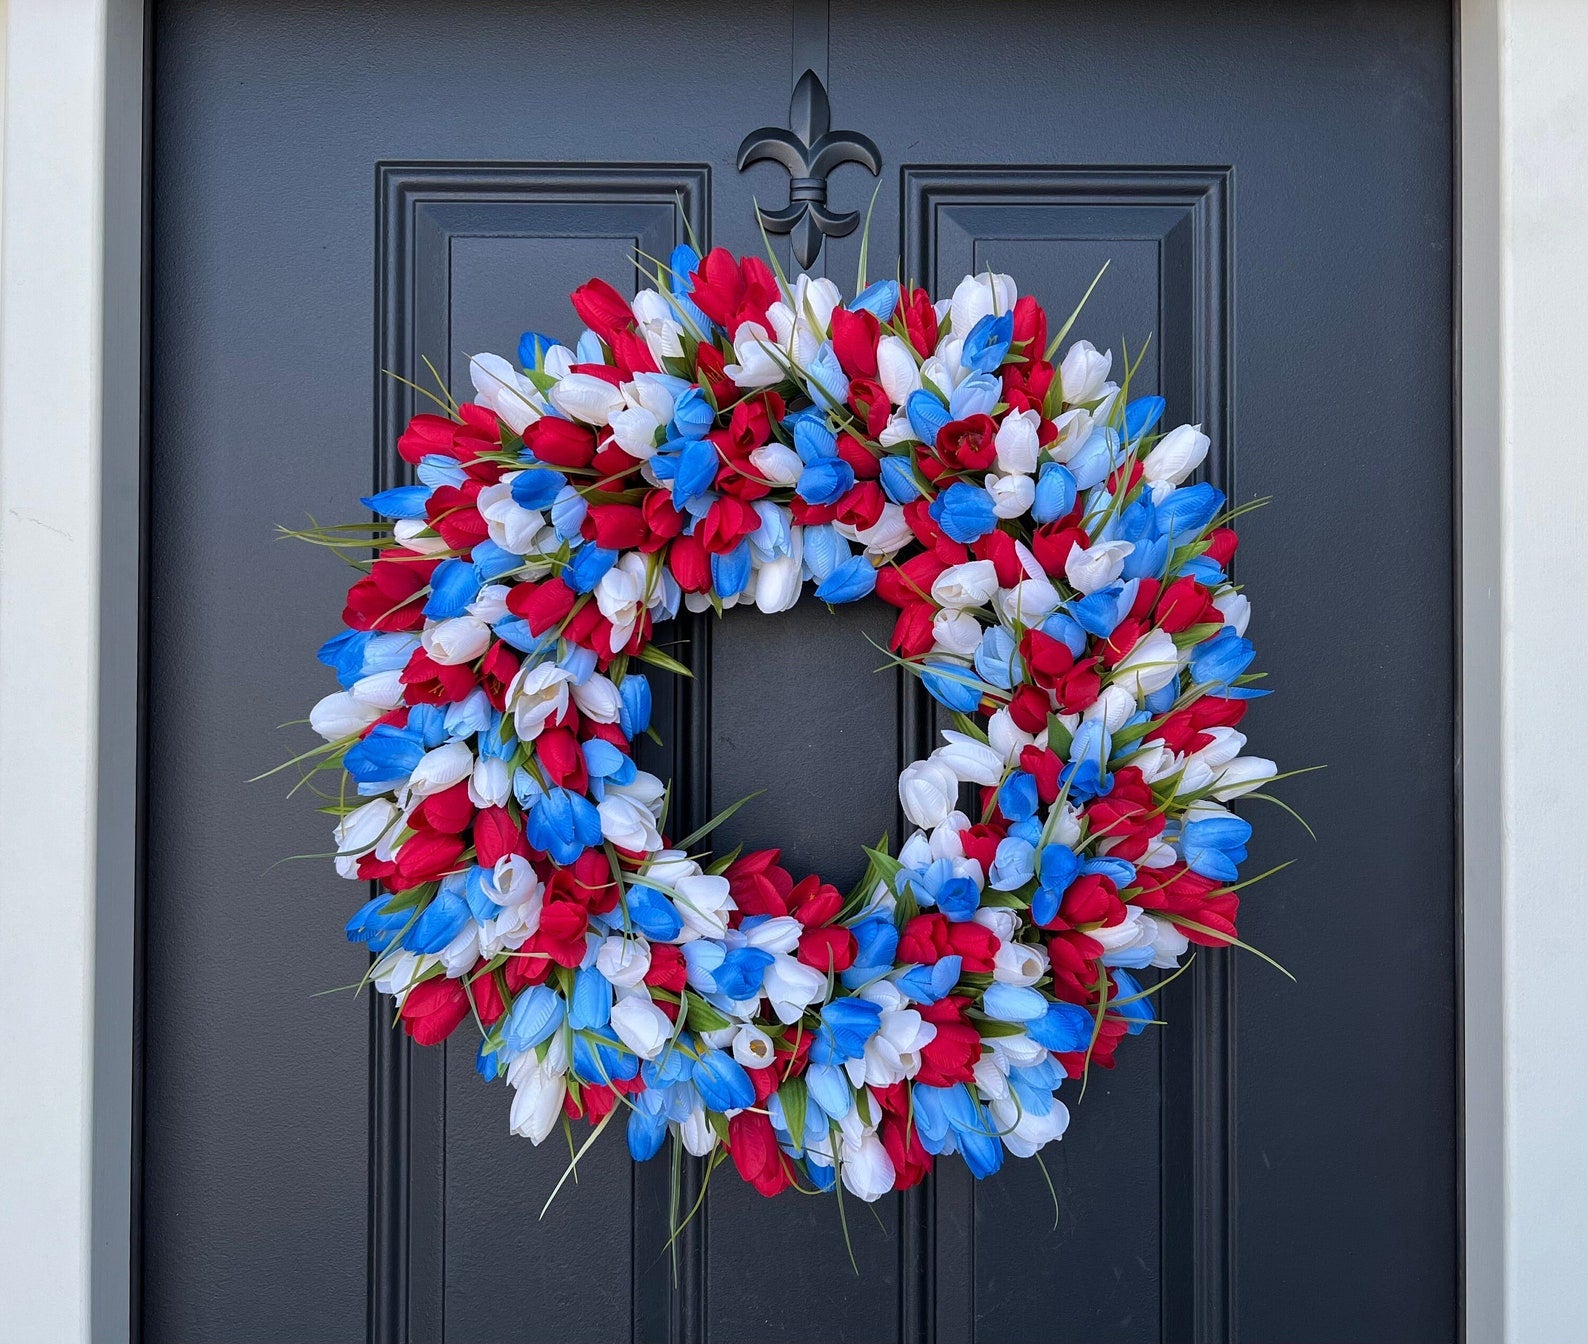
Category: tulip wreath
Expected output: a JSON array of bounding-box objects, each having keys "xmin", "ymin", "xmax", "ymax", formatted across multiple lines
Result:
[{"xmin": 290, "ymin": 243, "xmax": 1283, "ymax": 1211}]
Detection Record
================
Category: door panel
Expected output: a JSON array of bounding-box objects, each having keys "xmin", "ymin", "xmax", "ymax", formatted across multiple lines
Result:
[{"xmin": 146, "ymin": 3, "xmax": 1455, "ymax": 1341}]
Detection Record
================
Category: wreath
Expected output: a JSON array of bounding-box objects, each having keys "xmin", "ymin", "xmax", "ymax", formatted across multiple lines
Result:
[{"xmin": 292, "ymin": 245, "xmax": 1279, "ymax": 1209}]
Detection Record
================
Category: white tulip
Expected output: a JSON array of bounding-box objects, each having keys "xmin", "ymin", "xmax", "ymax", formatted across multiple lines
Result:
[
  {"xmin": 994, "ymin": 940, "xmax": 1049, "ymax": 987},
  {"xmin": 407, "ymin": 740, "xmax": 474, "ymax": 799},
  {"xmin": 724, "ymin": 321, "xmax": 785, "ymax": 387},
  {"xmin": 310, "ymin": 690, "xmax": 380, "ymax": 742},
  {"xmin": 986, "ymin": 708, "xmax": 1036, "ymax": 764},
  {"xmin": 681, "ymin": 1108, "xmax": 718, "ymax": 1157},
  {"xmin": 994, "ymin": 409, "xmax": 1041, "ymax": 475},
  {"xmin": 876, "ymin": 334, "xmax": 922, "ymax": 405},
  {"xmin": 674, "ymin": 874, "xmax": 735, "ymax": 940},
  {"xmin": 837, "ymin": 504, "xmax": 915, "ymax": 558},
  {"xmin": 948, "ymin": 271, "xmax": 1018, "ymax": 340},
  {"xmin": 732, "ymin": 1024, "xmax": 777, "ymax": 1070},
  {"xmin": 422, "ymin": 615, "xmax": 492, "ymax": 666},
  {"xmin": 610, "ymin": 993, "xmax": 673, "ymax": 1059},
  {"xmin": 508, "ymin": 1058, "xmax": 568, "ymax": 1144},
  {"xmin": 931, "ymin": 610, "xmax": 983, "ymax": 659},
  {"xmin": 753, "ymin": 553, "xmax": 804, "ymax": 614},
  {"xmin": 1215, "ymin": 590, "xmax": 1251, "ymax": 636},
  {"xmin": 469, "ymin": 755, "xmax": 512, "ymax": 808},
  {"xmin": 1142, "ymin": 423, "xmax": 1210, "ymax": 485},
  {"xmin": 840, "ymin": 1133, "xmax": 897, "ymax": 1203},
  {"xmin": 999, "ymin": 577, "xmax": 1063, "ymax": 627},
  {"xmin": 933, "ymin": 730, "xmax": 1004, "ymax": 786},
  {"xmin": 595, "ymin": 936, "xmax": 651, "ymax": 989},
  {"xmin": 469, "ymin": 352, "xmax": 542, "ymax": 435},
  {"xmin": 1065, "ymin": 539, "xmax": 1133, "ymax": 595},
  {"xmin": 991, "ymin": 1094, "xmax": 1070, "ymax": 1158},
  {"xmin": 1083, "ymin": 684, "xmax": 1139, "ymax": 733},
  {"xmin": 877, "ymin": 412, "xmax": 917, "ymax": 448},
  {"xmin": 748, "ymin": 441, "xmax": 803, "ymax": 486},
  {"xmin": 1047, "ymin": 407, "xmax": 1095, "ymax": 460},
  {"xmin": 372, "ymin": 950, "xmax": 428, "ymax": 1001},
  {"xmin": 350, "ymin": 670, "xmax": 406, "ymax": 711},
  {"xmin": 932, "ymin": 559, "xmax": 999, "ymax": 609},
  {"xmin": 1111, "ymin": 628, "xmax": 1182, "ymax": 697},
  {"xmin": 1058, "ymin": 340, "xmax": 1113, "ymax": 405},
  {"xmin": 333, "ymin": 799, "xmax": 399, "ymax": 877},
  {"xmin": 1189, "ymin": 726, "xmax": 1247, "ymax": 773},
  {"xmin": 595, "ymin": 553, "xmax": 652, "ymax": 651},
  {"xmin": 506, "ymin": 663, "xmax": 572, "ymax": 741},
  {"xmin": 392, "ymin": 519, "xmax": 450, "ymax": 555},
  {"xmin": 439, "ymin": 924, "xmax": 481, "ymax": 978},
  {"xmin": 899, "ymin": 758, "xmax": 961, "ymax": 828},
  {"xmin": 478, "ymin": 479, "xmax": 548, "ymax": 557},
  {"xmin": 763, "ymin": 954, "xmax": 826, "ymax": 1024},
  {"xmin": 548, "ymin": 372, "xmax": 623, "ymax": 426},
  {"xmin": 598, "ymin": 794, "xmax": 663, "ymax": 854},
  {"xmin": 1211, "ymin": 756, "xmax": 1277, "ymax": 800},
  {"xmin": 568, "ymin": 672, "xmax": 620, "ymax": 723},
  {"xmin": 1141, "ymin": 913, "xmax": 1191, "ymax": 968},
  {"xmin": 987, "ymin": 472, "xmax": 1036, "ymax": 519}
]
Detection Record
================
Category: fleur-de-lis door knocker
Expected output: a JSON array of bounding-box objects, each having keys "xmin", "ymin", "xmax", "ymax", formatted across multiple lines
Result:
[{"xmin": 737, "ymin": 69, "xmax": 882, "ymax": 270}]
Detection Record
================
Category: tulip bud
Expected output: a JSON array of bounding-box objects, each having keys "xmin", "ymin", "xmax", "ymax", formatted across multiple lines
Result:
[
  {"xmin": 310, "ymin": 690, "xmax": 380, "ymax": 742},
  {"xmin": 1141, "ymin": 422, "xmax": 1210, "ymax": 486},
  {"xmin": 610, "ymin": 993, "xmax": 673, "ymax": 1060},
  {"xmin": 899, "ymin": 758, "xmax": 960, "ymax": 829},
  {"xmin": 1058, "ymin": 339, "xmax": 1112, "ymax": 405}
]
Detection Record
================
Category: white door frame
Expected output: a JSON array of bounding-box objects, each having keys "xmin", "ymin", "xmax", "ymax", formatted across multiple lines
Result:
[{"xmin": 0, "ymin": 2, "xmax": 1577, "ymax": 1341}]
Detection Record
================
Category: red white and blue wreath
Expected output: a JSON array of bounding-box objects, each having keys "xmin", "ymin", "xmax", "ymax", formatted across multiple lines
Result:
[{"xmin": 290, "ymin": 245, "xmax": 1284, "ymax": 1208}]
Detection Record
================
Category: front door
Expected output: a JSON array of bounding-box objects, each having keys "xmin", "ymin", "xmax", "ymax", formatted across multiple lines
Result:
[{"xmin": 144, "ymin": 3, "xmax": 1457, "ymax": 1340}]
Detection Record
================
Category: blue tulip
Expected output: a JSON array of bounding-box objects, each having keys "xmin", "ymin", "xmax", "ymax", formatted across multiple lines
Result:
[
  {"xmin": 1111, "ymin": 970, "xmax": 1154, "ymax": 1035},
  {"xmin": 714, "ymin": 947, "xmax": 774, "ymax": 1000},
  {"xmin": 360, "ymin": 484, "xmax": 431, "ymax": 520},
  {"xmin": 711, "ymin": 539, "xmax": 753, "ymax": 597},
  {"xmin": 550, "ymin": 485, "xmax": 588, "ymax": 539},
  {"xmin": 998, "ymin": 771, "xmax": 1039, "ymax": 823},
  {"xmin": 476, "ymin": 1038, "xmax": 505, "ymax": 1081},
  {"xmin": 624, "ymin": 883, "xmax": 684, "ymax": 941},
  {"xmin": 463, "ymin": 866, "xmax": 504, "ymax": 923},
  {"xmin": 1124, "ymin": 395, "xmax": 1166, "ymax": 443},
  {"xmin": 1181, "ymin": 813, "xmax": 1252, "ymax": 883},
  {"xmin": 796, "ymin": 456, "xmax": 855, "ymax": 506},
  {"xmin": 405, "ymin": 704, "xmax": 447, "ymax": 748},
  {"xmin": 563, "ymin": 544, "xmax": 618, "ymax": 594},
  {"xmin": 815, "ymin": 555, "xmax": 877, "ymax": 604},
  {"xmin": 618, "ymin": 673, "xmax": 652, "ymax": 739},
  {"xmin": 1189, "ymin": 628, "xmax": 1256, "ymax": 689},
  {"xmin": 509, "ymin": 465, "xmax": 567, "ymax": 512},
  {"xmin": 502, "ymin": 985, "xmax": 565, "ymax": 1054},
  {"xmin": 568, "ymin": 965, "xmax": 613, "ymax": 1031},
  {"xmin": 982, "ymin": 982, "xmax": 1048, "ymax": 1023},
  {"xmin": 1067, "ymin": 584, "xmax": 1128, "ymax": 638},
  {"xmin": 972, "ymin": 625, "xmax": 1022, "ymax": 690},
  {"xmin": 961, "ymin": 312, "xmax": 1014, "ymax": 374},
  {"xmin": 472, "ymin": 538, "xmax": 520, "ymax": 579},
  {"xmin": 1039, "ymin": 610, "xmax": 1088, "ymax": 658},
  {"xmin": 801, "ymin": 523, "xmax": 849, "ymax": 581},
  {"xmin": 583, "ymin": 738, "xmax": 632, "ymax": 784},
  {"xmin": 988, "ymin": 836, "xmax": 1037, "ymax": 891},
  {"xmin": 841, "ymin": 916, "xmax": 900, "ymax": 990},
  {"xmin": 1031, "ymin": 843, "xmax": 1083, "ymax": 927},
  {"xmin": 806, "ymin": 342, "xmax": 850, "ymax": 408},
  {"xmin": 417, "ymin": 454, "xmax": 466, "ymax": 488},
  {"xmin": 344, "ymin": 725, "xmax": 424, "ymax": 790},
  {"xmin": 850, "ymin": 279, "xmax": 901, "ymax": 322},
  {"xmin": 805, "ymin": 1061, "xmax": 854, "ymax": 1120},
  {"xmin": 920, "ymin": 658, "xmax": 984, "ymax": 713},
  {"xmin": 443, "ymin": 689, "xmax": 494, "ymax": 739},
  {"xmin": 1067, "ymin": 427, "xmax": 1119, "ymax": 490},
  {"xmin": 517, "ymin": 330, "xmax": 558, "ymax": 372},
  {"xmin": 525, "ymin": 788, "xmax": 603, "ymax": 865},
  {"xmin": 693, "ymin": 1049, "xmax": 756, "ymax": 1112},
  {"xmin": 929, "ymin": 482, "xmax": 997, "ymax": 543},
  {"xmin": 344, "ymin": 895, "xmax": 408, "ymax": 953},
  {"xmin": 949, "ymin": 372, "xmax": 1002, "ymax": 421},
  {"xmin": 879, "ymin": 454, "xmax": 922, "ymax": 504},
  {"xmin": 810, "ymin": 998, "xmax": 884, "ymax": 1064},
  {"xmin": 906, "ymin": 389, "xmax": 951, "ymax": 446},
  {"xmin": 1031, "ymin": 462, "xmax": 1078, "ymax": 524},
  {"xmin": 1060, "ymin": 720, "xmax": 1113, "ymax": 802},
  {"xmin": 1156, "ymin": 481, "xmax": 1225, "ymax": 537},
  {"xmin": 627, "ymin": 1102, "xmax": 670, "ymax": 1161},
  {"xmin": 491, "ymin": 616, "xmax": 553, "ymax": 656},
  {"xmin": 672, "ymin": 437, "xmax": 719, "ymax": 509},
  {"xmin": 1026, "ymin": 1000, "xmax": 1094, "ymax": 1052},
  {"xmin": 895, "ymin": 955, "xmax": 963, "ymax": 1004},
  {"xmin": 936, "ymin": 874, "xmax": 982, "ymax": 922},
  {"xmin": 792, "ymin": 411, "xmax": 838, "ymax": 463},
  {"xmin": 671, "ymin": 386, "xmax": 716, "ymax": 440}
]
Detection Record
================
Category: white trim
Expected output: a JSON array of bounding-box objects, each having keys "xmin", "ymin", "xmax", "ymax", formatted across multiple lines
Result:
[
  {"xmin": 1495, "ymin": 3, "xmax": 1588, "ymax": 1339},
  {"xmin": 2, "ymin": 1, "xmax": 1582, "ymax": 1339}
]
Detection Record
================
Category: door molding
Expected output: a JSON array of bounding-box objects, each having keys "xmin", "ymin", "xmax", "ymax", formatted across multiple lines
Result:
[{"xmin": 0, "ymin": 1, "xmax": 1555, "ymax": 1340}]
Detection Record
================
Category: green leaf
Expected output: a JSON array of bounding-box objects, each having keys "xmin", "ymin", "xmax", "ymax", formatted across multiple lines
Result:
[
  {"xmin": 778, "ymin": 1077, "xmax": 810, "ymax": 1156},
  {"xmin": 1046, "ymin": 712, "xmax": 1074, "ymax": 759},
  {"xmin": 684, "ymin": 994, "xmax": 732, "ymax": 1034},
  {"xmin": 637, "ymin": 643, "xmax": 695, "ymax": 678}
]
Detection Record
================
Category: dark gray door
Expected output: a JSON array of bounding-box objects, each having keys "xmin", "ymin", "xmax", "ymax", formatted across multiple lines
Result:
[{"xmin": 144, "ymin": 2, "xmax": 1457, "ymax": 1341}]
